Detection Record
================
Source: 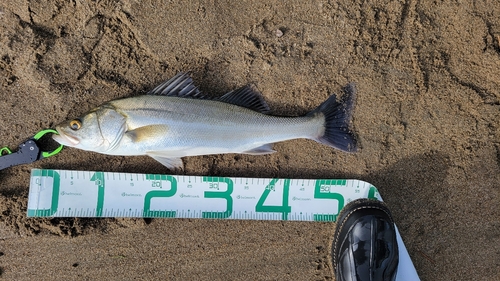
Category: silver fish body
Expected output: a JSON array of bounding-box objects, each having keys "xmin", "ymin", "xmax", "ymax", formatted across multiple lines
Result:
[{"xmin": 53, "ymin": 72, "xmax": 357, "ymax": 169}]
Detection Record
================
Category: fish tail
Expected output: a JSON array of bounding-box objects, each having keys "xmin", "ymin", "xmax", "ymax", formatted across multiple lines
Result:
[{"xmin": 309, "ymin": 83, "xmax": 357, "ymax": 152}]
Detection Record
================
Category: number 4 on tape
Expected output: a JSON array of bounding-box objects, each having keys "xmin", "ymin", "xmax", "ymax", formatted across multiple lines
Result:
[
  {"xmin": 27, "ymin": 169, "xmax": 380, "ymax": 220},
  {"xmin": 26, "ymin": 169, "xmax": 420, "ymax": 281}
]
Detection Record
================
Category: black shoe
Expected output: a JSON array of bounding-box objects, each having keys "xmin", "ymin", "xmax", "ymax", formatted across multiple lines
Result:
[{"xmin": 332, "ymin": 198, "xmax": 399, "ymax": 281}]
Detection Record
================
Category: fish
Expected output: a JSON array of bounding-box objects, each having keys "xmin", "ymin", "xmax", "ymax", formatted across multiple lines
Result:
[{"xmin": 53, "ymin": 72, "xmax": 357, "ymax": 169}]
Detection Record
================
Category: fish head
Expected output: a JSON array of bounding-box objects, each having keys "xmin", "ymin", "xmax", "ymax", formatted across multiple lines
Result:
[{"xmin": 53, "ymin": 105, "xmax": 127, "ymax": 153}]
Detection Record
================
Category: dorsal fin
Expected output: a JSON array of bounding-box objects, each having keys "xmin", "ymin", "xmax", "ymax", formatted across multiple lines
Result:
[
  {"xmin": 217, "ymin": 85, "xmax": 271, "ymax": 114},
  {"xmin": 147, "ymin": 72, "xmax": 206, "ymax": 98}
]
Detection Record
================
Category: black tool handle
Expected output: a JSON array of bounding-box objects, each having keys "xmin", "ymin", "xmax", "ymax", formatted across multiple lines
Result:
[{"xmin": 0, "ymin": 140, "xmax": 40, "ymax": 170}]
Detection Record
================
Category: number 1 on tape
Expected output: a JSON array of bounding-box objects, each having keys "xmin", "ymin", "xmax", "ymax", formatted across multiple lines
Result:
[
  {"xmin": 27, "ymin": 169, "xmax": 380, "ymax": 221},
  {"xmin": 26, "ymin": 169, "xmax": 422, "ymax": 280}
]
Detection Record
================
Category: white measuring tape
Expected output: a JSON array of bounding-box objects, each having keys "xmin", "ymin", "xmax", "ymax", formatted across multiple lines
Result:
[
  {"xmin": 27, "ymin": 169, "xmax": 420, "ymax": 280},
  {"xmin": 27, "ymin": 169, "xmax": 379, "ymax": 219}
]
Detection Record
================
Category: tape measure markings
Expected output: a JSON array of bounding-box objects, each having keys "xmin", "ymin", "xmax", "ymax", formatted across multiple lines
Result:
[
  {"xmin": 28, "ymin": 169, "xmax": 380, "ymax": 220},
  {"xmin": 26, "ymin": 169, "xmax": 421, "ymax": 280}
]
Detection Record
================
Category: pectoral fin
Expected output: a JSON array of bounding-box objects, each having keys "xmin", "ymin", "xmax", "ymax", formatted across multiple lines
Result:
[
  {"xmin": 241, "ymin": 144, "xmax": 276, "ymax": 155},
  {"xmin": 126, "ymin": 125, "xmax": 169, "ymax": 143}
]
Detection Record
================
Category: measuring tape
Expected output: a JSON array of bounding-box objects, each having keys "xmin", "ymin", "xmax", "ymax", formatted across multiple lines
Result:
[
  {"xmin": 27, "ymin": 169, "xmax": 420, "ymax": 280},
  {"xmin": 27, "ymin": 169, "xmax": 379, "ymax": 219}
]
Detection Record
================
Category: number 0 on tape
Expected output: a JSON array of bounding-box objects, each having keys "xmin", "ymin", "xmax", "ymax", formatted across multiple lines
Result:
[
  {"xmin": 27, "ymin": 169, "xmax": 420, "ymax": 280},
  {"xmin": 27, "ymin": 169, "xmax": 380, "ymax": 220}
]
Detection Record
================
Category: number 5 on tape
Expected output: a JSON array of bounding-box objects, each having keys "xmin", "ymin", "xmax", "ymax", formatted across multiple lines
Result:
[
  {"xmin": 26, "ymin": 169, "xmax": 420, "ymax": 281},
  {"xmin": 27, "ymin": 169, "xmax": 380, "ymax": 220}
]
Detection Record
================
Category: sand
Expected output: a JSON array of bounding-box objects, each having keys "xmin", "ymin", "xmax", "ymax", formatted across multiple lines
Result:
[{"xmin": 0, "ymin": 1, "xmax": 499, "ymax": 280}]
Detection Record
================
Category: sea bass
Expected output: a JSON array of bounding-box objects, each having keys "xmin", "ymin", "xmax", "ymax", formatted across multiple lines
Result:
[{"xmin": 53, "ymin": 72, "xmax": 357, "ymax": 169}]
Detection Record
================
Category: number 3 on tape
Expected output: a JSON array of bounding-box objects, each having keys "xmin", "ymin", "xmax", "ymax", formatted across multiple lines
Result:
[
  {"xmin": 26, "ymin": 169, "xmax": 421, "ymax": 281},
  {"xmin": 27, "ymin": 169, "xmax": 380, "ymax": 220}
]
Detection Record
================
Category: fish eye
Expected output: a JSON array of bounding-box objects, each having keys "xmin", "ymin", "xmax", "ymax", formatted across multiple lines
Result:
[{"xmin": 70, "ymin": 119, "xmax": 82, "ymax": 130}]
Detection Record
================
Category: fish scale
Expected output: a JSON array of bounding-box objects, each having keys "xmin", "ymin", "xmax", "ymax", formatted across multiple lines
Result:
[
  {"xmin": 112, "ymin": 96, "xmax": 319, "ymax": 146},
  {"xmin": 52, "ymin": 72, "xmax": 357, "ymax": 169}
]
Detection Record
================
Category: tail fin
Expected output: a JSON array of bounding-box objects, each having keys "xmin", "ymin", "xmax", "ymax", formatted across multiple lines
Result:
[{"xmin": 309, "ymin": 83, "xmax": 357, "ymax": 152}]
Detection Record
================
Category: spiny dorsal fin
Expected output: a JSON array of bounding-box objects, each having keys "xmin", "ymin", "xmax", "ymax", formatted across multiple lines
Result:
[
  {"xmin": 147, "ymin": 72, "xmax": 206, "ymax": 98},
  {"xmin": 217, "ymin": 85, "xmax": 271, "ymax": 114}
]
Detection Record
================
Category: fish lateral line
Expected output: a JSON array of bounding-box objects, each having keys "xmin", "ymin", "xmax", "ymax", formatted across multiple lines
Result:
[{"xmin": 52, "ymin": 72, "xmax": 358, "ymax": 169}]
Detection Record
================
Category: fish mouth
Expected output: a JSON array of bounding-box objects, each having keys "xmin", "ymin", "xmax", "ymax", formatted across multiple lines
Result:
[{"xmin": 52, "ymin": 130, "xmax": 80, "ymax": 146}]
